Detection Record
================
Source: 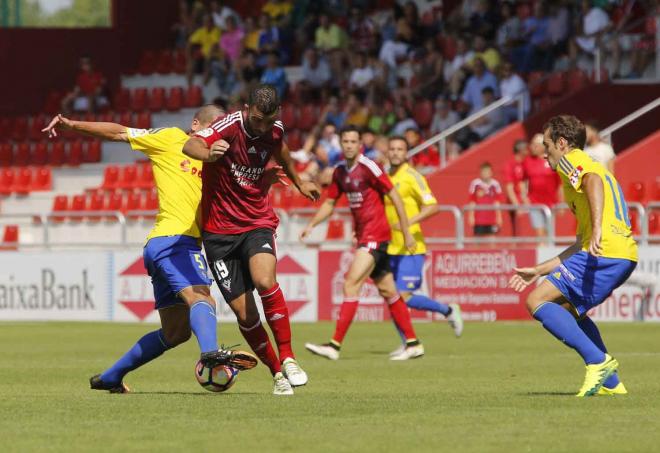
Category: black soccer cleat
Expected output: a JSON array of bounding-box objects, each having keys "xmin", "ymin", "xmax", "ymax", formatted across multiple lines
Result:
[
  {"xmin": 200, "ymin": 349, "xmax": 258, "ymax": 371},
  {"xmin": 90, "ymin": 374, "xmax": 130, "ymax": 394}
]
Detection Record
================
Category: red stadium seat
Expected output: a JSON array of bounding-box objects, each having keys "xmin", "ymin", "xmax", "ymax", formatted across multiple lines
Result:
[
  {"xmin": 113, "ymin": 88, "xmax": 131, "ymax": 112},
  {"xmin": 0, "ymin": 117, "xmax": 12, "ymax": 139},
  {"xmin": 325, "ymin": 216, "xmax": 345, "ymax": 240},
  {"xmin": 173, "ymin": 48, "xmax": 187, "ymax": 74},
  {"xmin": 14, "ymin": 143, "xmax": 31, "ymax": 167},
  {"xmin": 97, "ymin": 112, "xmax": 114, "ymax": 123},
  {"xmin": 547, "ymin": 72, "xmax": 567, "ymax": 97},
  {"xmin": 627, "ymin": 181, "xmax": 645, "ymax": 202},
  {"xmin": 106, "ymin": 191, "xmax": 125, "ymax": 215},
  {"xmin": 286, "ymin": 129, "xmax": 303, "ymax": 150},
  {"xmin": 33, "ymin": 142, "xmax": 49, "ymax": 166},
  {"xmin": 297, "ymin": 105, "xmax": 318, "ymax": 131},
  {"xmin": 49, "ymin": 142, "xmax": 66, "ymax": 166},
  {"xmin": 130, "ymin": 88, "xmax": 148, "ymax": 112},
  {"xmin": 649, "ymin": 212, "xmax": 660, "ymax": 235},
  {"xmin": 166, "ymin": 87, "xmax": 184, "ymax": 112},
  {"xmin": 0, "ymin": 168, "xmax": 15, "ymax": 195},
  {"xmin": 88, "ymin": 192, "xmax": 105, "ymax": 222},
  {"xmin": 125, "ymin": 191, "xmax": 143, "ymax": 219},
  {"xmin": 13, "ymin": 168, "xmax": 32, "ymax": 195},
  {"xmin": 136, "ymin": 164, "xmax": 154, "ymax": 189},
  {"xmin": 149, "ymin": 87, "xmax": 165, "ymax": 112},
  {"xmin": 84, "ymin": 140, "xmax": 102, "ymax": 163},
  {"xmin": 51, "ymin": 195, "xmax": 69, "ymax": 223},
  {"xmin": 117, "ymin": 112, "xmax": 133, "ymax": 127},
  {"xmin": 144, "ymin": 190, "xmax": 159, "ymax": 217},
  {"xmin": 413, "ymin": 100, "xmax": 434, "ymax": 129},
  {"xmin": 0, "ymin": 143, "xmax": 13, "ymax": 166},
  {"xmin": 29, "ymin": 115, "xmax": 48, "ymax": 141},
  {"xmin": 138, "ymin": 50, "xmax": 157, "ymax": 75},
  {"xmin": 102, "ymin": 165, "xmax": 120, "ymax": 190},
  {"xmin": 527, "ymin": 72, "xmax": 546, "ymax": 98},
  {"xmin": 43, "ymin": 91, "xmax": 64, "ymax": 115},
  {"xmin": 567, "ymin": 69, "xmax": 588, "ymax": 93},
  {"xmin": 118, "ymin": 165, "xmax": 138, "ymax": 189},
  {"xmin": 185, "ymin": 86, "xmax": 203, "ymax": 108},
  {"xmin": 69, "ymin": 194, "xmax": 87, "ymax": 222},
  {"xmin": 156, "ymin": 50, "xmax": 174, "ymax": 74},
  {"xmin": 67, "ymin": 141, "xmax": 83, "ymax": 166},
  {"xmin": 33, "ymin": 167, "xmax": 52, "ymax": 191},
  {"xmin": 136, "ymin": 112, "xmax": 152, "ymax": 129},
  {"xmin": 2, "ymin": 224, "xmax": 19, "ymax": 249},
  {"xmin": 629, "ymin": 209, "xmax": 640, "ymax": 234},
  {"xmin": 12, "ymin": 116, "xmax": 28, "ymax": 142},
  {"xmin": 280, "ymin": 104, "xmax": 297, "ymax": 129}
]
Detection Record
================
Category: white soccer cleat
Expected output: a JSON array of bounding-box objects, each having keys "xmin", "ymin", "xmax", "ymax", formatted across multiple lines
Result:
[
  {"xmin": 273, "ymin": 372, "xmax": 294, "ymax": 396},
  {"xmin": 447, "ymin": 304, "xmax": 464, "ymax": 338},
  {"xmin": 388, "ymin": 345, "xmax": 406, "ymax": 358},
  {"xmin": 389, "ymin": 344, "xmax": 425, "ymax": 361},
  {"xmin": 305, "ymin": 342, "xmax": 340, "ymax": 360},
  {"xmin": 282, "ymin": 357, "xmax": 308, "ymax": 387}
]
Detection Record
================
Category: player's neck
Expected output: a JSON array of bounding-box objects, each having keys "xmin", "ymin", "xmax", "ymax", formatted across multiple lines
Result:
[{"xmin": 389, "ymin": 163, "xmax": 405, "ymax": 175}]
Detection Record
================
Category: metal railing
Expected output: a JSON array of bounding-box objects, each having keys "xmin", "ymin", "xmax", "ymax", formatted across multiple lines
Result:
[{"xmin": 600, "ymin": 97, "xmax": 660, "ymax": 146}]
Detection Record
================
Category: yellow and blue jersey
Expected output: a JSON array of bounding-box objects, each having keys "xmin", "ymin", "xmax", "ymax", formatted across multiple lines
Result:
[
  {"xmin": 556, "ymin": 149, "xmax": 637, "ymax": 262},
  {"xmin": 127, "ymin": 127, "xmax": 203, "ymax": 241},
  {"xmin": 385, "ymin": 163, "xmax": 437, "ymax": 255}
]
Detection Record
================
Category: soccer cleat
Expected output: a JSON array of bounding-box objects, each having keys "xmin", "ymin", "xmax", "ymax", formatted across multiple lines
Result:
[
  {"xmin": 305, "ymin": 342, "xmax": 340, "ymax": 360},
  {"xmin": 90, "ymin": 374, "xmax": 130, "ymax": 394},
  {"xmin": 598, "ymin": 382, "xmax": 628, "ymax": 396},
  {"xmin": 389, "ymin": 344, "xmax": 425, "ymax": 361},
  {"xmin": 273, "ymin": 372, "xmax": 294, "ymax": 395},
  {"xmin": 282, "ymin": 357, "xmax": 308, "ymax": 387},
  {"xmin": 200, "ymin": 348, "xmax": 258, "ymax": 371},
  {"xmin": 576, "ymin": 354, "xmax": 619, "ymax": 397},
  {"xmin": 447, "ymin": 303, "xmax": 464, "ymax": 337},
  {"xmin": 389, "ymin": 345, "xmax": 406, "ymax": 358}
]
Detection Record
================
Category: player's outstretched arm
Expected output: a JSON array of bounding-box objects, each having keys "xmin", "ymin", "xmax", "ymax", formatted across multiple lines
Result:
[
  {"xmin": 300, "ymin": 198, "xmax": 336, "ymax": 241},
  {"xmin": 274, "ymin": 142, "xmax": 320, "ymax": 201},
  {"xmin": 42, "ymin": 114, "xmax": 128, "ymax": 142},
  {"xmin": 582, "ymin": 173, "xmax": 604, "ymax": 256},
  {"xmin": 183, "ymin": 137, "xmax": 213, "ymax": 161},
  {"xmin": 388, "ymin": 187, "xmax": 416, "ymax": 254}
]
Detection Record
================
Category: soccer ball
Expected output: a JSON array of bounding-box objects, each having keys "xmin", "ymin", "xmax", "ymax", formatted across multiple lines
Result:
[{"xmin": 194, "ymin": 360, "xmax": 239, "ymax": 392}]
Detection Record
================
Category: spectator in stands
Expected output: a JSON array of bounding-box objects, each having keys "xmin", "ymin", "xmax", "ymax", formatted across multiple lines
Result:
[
  {"xmin": 521, "ymin": 133, "xmax": 561, "ymax": 239},
  {"xmin": 348, "ymin": 7, "xmax": 378, "ymax": 54},
  {"xmin": 472, "ymin": 35, "xmax": 501, "ymax": 73},
  {"xmin": 499, "ymin": 61, "xmax": 530, "ymax": 122},
  {"xmin": 408, "ymin": 39, "xmax": 445, "ymax": 101},
  {"xmin": 445, "ymin": 36, "xmax": 475, "ymax": 99},
  {"xmin": 461, "ymin": 58, "xmax": 499, "ymax": 113},
  {"xmin": 344, "ymin": 92, "xmax": 370, "ymax": 129},
  {"xmin": 496, "ymin": 1, "xmax": 522, "ymax": 54},
  {"xmin": 378, "ymin": 33, "xmax": 410, "ymax": 69},
  {"xmin": 320, "ymin": 96, "xmax": 347, "ymax": 129},
  {"xmin": 61, "ymin": 56, "xmax": 108, "ymax": 114},
  {"xmin": 257, "ymin": 13, "xmax": 281, "ymax": 66},
  {"xmin": 390, "ymin": 105, "xmax": 419, "ymax": 136},
  {"xmin": 406, "ymin": 127, "xmax": 439, "ymax": 167},
  {"xmin": 219, "ymin": 16, "xmax": 244, "ymax": 64},
  {"xmin": 186, "ymin": 13, "xmax": 220, "ymax": 86},
  {"xmin": 584, "ymin": 123, "xmax": 615, "ymax": 173},
  {"xmin": 468, "ymin": 0, "xmax": 498, "ymax": 41},
  {"xmin": 430, "ymin": 98, "xmax": 460, "ymax": 135},
  {"xmin": 512, "ymin": 2, "xmax": 552, "ymax": 73},
  {"xmin": 260, "ymin": 52, "xmax": 288, "ymax": 99},
  {"xmin": 396, "ymin": 1, "xmax": 423, "ymax": 47},
  {"xmin": 234, "ymin": 50, "xmax": 262, "ymax": 101},
  {"xmin": 361, "ymin": 129, "xmax": 380, "ymax": 161},
  {"xmin": 367, "ymin": 99, "xmax": 396, "ymax": 135},
  {"xmin": 548, "ymin": 0, "xmax": 571, "ymax": 61},
  {"xmin": 349, "ymin": 52, "xmax": 376, "ymax": 91},
  {"xmin": 570, "ymin": 0, "xmax": 620, "ymax": 76},
  {"xmin": 173, "ymin": 0, "xmax": 195, "ymax": 49},
  {"xmin": 503, "ymin": 139, "xmax": 528, "ymax": 236},
  {"xmin": 300, "ymin": 47, "xmax": 332, "ymax": 101},
  {"xmin": 243, "ymin": 16, "xmax": 260, "ymax": 52},
  {"xmin": 468, "ymin": 162, "xmax": 503, "ymax": 240},
  {"xmin": 262, "ymin": 0, "xmax": 293, "ymax": 22},
  {"xmin": 315, "ymin": 14, "xmax": 346, "ymax": 51},
  {"xmin": 465, "ymin": 87, "xmax": 506, "ymax": 143},
  {"xmin": 210, "ymin": 0, "xmax": 241, "ymax": 30}
]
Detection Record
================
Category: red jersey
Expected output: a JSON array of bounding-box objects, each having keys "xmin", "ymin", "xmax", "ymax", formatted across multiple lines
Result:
[
  {"xmin": 76, "ymin": 71, "xmax": 104, "ymax": 95},
  {"xmin": 193, "ymin": 111, "xmax": 282, "ymax": 234},
  {"xmin": 522, "ymin": 155, "xmax": 560, "ymax": 206},
  {"xmin": 468, "ymin": 178, "xmax": 502, "ymax": 226},
  {"xmin": 327, "ymin": 154, "xmax": 393, "ymax": 243},
  {"xmin": 502, "ymin": 157, "xmax": 525, "ymax": 199}
]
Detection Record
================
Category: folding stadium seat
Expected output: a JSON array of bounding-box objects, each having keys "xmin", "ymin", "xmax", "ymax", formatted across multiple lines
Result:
[
  {"xmin": 51, "ymin": 195, "xmax": 69, "ymax": 223},
  {"xmin": 33, "ymin": 167, "xmax": 52, "ymax": 191},
  {"xmin": 13, "ymin": 168, "xmax": 33, "ymax": 195},
  {"xmin": 117, "ymin": 165, "xmax": 138, "ymax": 190},
  {"xmin": 105, "ymin": 191, "xmax": 125, "ymax": 217},
  {"xmin": 136, "ymin": 164, "xmax": 154, "ymax": 190},
  {"xmin": 32, "ymin": 142, "xmax": 49, "ymax": 166},
  {"xmin": 527, "ymin": 72, "xmax": 546, "ymax": 98},
  {"xmin": 166, "ymin": 87, "xmax": 184, "ymax": 112},
  {"xmin": 2, "ymin": 225, "xmax": 19, "ymax": 249},
  {"xmin": 413, "ymin": 100, "xmax": 434, "ymax": 129},
  {"xmin": 117, "ymin": 112, "xmax": 133, "ymax": 127},
  {"xmin": 138, "ymin": 50, "xmax": 157, "ymax": 75},
  {"xmin": 0, "ymin": 117, "xmax": 12, "ymax": 140},
  {"xmin": 130, "ymin": 88, "xmax": 148, "ymax": 112},
  {"xmin": 547, "ymin": 72, "xmax": 567, "ymax": 97},
  {"xmin": 144, "ymin": 190, "xmax": 159, "ymax": 218},
  {"xmin": 136, "ymin": 112, "xmax": 152, "ymax": 129},
  {"xmin": 156, "ymin": 50, "xmax": 174, "ymax": 74},
  {"xmin": 29, "ymin": 115, "xmax": 48, "ymax": 141},
  {"xmin": 43, "ymin": 91, "xmax": 64, "ymax": 115},
  {"xmin": 185, "ymin": 86, "xmax": 203, "ymax": 108},
  {"xmin": 113, "ymin": 87, "xmax": 131, "ymax": 113},
  {"xmin": 280, "ymin": 104, "xmax": 297, "ymax": 129},
  {"xmin": 0, "ymin": 168, "xmax": 15, "ymax": 195},
  {"xmin": 649, "ymin": 212, "xmax": 660, "ymax": 235},
  {"xmin": 0, "ymin": 143, "xmax": 13, "ymax": 166},
  {"xmin": 629, "ymin": 209, "xmax": 640, "ymax": 234},
  {"xmin": 124, "ymin": 191, "xmax": 142, "ymax": 219},
  {"xmin": 149, "ymin": 87, "xmax": 165, "ymax": 112},
  {"xmin": 87, "ymin": 192, "xmax": 105, "ymax": 222},
  {"xmin": 567, "ymin": 69, "xmax": 589, "ymax": 93},
  {"xmin": 67, "ymin": 141, "xmax": 83, "ymax": 166},
  {"xmin": 627, "ymin": 182, "xmax": 645, "ymax": 202},
  {"xmin": 49, "ymin": 142, "xmax": 66, "ymax": 166},
  {"xmin": 69, "ymin": 194, "xmax": 87, "ymax": 222},
  {"xmin": 102, "ymin": 165, "xmax": 120, "ymax": 190},
  {"xmin": 326, "ymin": 216, "xmax": 345, "ymax": 240},
  {"xmin": 297, "ymin": 105, "xmax": 318, "ymax": 131},
  {"xmin": 12, "ymin": 116, "xmax": 28, "ymax": 142},
  {"xmin": 286, "ymin": 129, "xmax": 303, "ymax": 150},
  {"xmin": 83, "ymin": 140, "xmax": 102, "ymax": 163},
  {"xmin": 14, "ymin": 143, "xmax": 31, "ymax": 166}
]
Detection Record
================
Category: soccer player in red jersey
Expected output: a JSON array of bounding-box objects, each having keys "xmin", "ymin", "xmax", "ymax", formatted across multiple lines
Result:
[
  {"xmin": 182, "ymin": 84, "xmax": 321, "ymax": 395},
  {"xmin": 300, "ymin": 125, "xmax": 424, "ymax": 361}
]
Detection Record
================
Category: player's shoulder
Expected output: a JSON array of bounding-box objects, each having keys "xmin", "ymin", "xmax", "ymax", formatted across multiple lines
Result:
[
  {"xmin": 357, "ymin": 154, "xmax": 384, "ymax": 176},
  {"xmin": 210, "ymin": 111, "xmax": 242, "ymax": 133},
  {"xmin": 559, "ymin": 149, "xmax": 598, "ymax": 175}
]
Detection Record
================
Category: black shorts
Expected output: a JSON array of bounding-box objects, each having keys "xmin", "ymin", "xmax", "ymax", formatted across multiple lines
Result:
[
  {"xmin": 473, "ymin": 225, "xmax": 499, "ymax": 236},
  {"xmin": 358, "ymin": 241, "xmax": 391, "ymax": 280},
  {"xmin": 203, "ymin": 228, "xmax": 276, "ymax": 303}
]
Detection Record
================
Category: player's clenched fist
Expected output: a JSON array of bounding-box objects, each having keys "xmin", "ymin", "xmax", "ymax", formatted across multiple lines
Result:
[
  {"xmin": 299, "ymin": 181, "xmax": 321, "ymax": 201},
  {"xmin": 209, "ymin": 139, "xmax": 230, "ymax": 161}
]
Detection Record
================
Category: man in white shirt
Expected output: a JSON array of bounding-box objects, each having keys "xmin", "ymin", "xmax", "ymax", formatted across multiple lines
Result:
[
  {"xmin": 584, "ymin": 123, "xmax": 615, "ymax": 173},
  {"xmin": 499, "ymin": 61, "xmax": 530, "ymax": 122},
  {"xmin": 349, "ymin": 52, "xmax": 376, "ymax": 89},
  {"xmin": 210, "ymin": 0, "xmax": 241, "ymax": 30}
]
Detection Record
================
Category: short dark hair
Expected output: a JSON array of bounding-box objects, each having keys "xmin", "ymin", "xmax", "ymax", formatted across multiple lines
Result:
[
  {"xmin": 542, "ymin": 115, "xmax": 586, "ymax": 149},
  {"xmin": 339, "ymin": 124, "xmax": 362, "ymax": 138},
  {"xmin": 480, "ymin": 161, "xmax": 492, "ymax": 170},
  {"xmin": 389, "ymin": 135, "xmax": 409, "ymax": 150},
  {"xmin": 481, "ymin": 86, "xmax": 495, "ymax": 96},
  {"xmin": 513, "ymin": 139, "xmax": 527, "ymax": 154},
  {"xmin": 248, "ymin": 84, "xmax": 280, "ymax": 115}
]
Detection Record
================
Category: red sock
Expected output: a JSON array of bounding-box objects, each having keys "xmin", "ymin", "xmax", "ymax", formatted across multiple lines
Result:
[
  {"xmin": 259, "ymin": 283, "xmax": 294, "ymax": 361},
  {"xmin": 238, "ymin": 320, "xmax": 281, "ymax": 375},
  {"xmin": 387, "ymin": 295, "xmax": 417, "ymax": 342},
  {"xmin": 331, "ymin": 299, "xmax": 359, "ymax": 346}
]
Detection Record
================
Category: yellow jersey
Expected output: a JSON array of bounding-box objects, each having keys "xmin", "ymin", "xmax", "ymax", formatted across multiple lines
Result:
[
  {"xmin": 385, "ymin": 163, "xmax": 438, "ymax": 255},
  {"xmin": 127, "ymin": 127, "xmax": 203, "ymax": 241},
  {"xmin": 188, "ymin": 26, "xmax": 221, "ymax": 58},
  {"xmin": 557, "ymin": 149, "xmax": 637, "ymax": 262}
]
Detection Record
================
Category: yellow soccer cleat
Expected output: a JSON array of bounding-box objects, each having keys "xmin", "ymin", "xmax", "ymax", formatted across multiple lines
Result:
[
  {"xmin": 598, "ymin": 382, "xmax": 628, "ymax": 396},
  {"xmin": 576, "ymin": 354, "xmax": 619, "ymax": 397}
]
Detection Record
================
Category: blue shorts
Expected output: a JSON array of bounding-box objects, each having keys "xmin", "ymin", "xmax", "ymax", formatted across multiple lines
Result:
[
  {"xmin": 546, "ymin": 251, "xmax": 636, "ymax": 316},
  {"xmin": 390, "ymin": 254, "xmax": 425, "ymax": 292},
  {"xmin": 143, "ymin": 235, "xmax": 212, "ymax": 310}
]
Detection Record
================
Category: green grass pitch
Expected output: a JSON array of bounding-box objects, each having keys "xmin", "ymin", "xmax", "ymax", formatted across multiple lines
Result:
[{"xmin": 1, "ymin": 321, "xmax": 660, "ymax": 452}]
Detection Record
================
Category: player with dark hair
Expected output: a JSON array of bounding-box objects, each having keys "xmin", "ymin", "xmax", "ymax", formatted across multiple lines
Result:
[
  {"xmin": 509, "ymin": 115, "xmax": 637, "ymax": 397},
  {"xmin": 301, "ymin": 126, "xmax": 424, "ymax": 361},
  {"xmin": 183, "ymin": 84, "xmax": 321, "ymax": 395},
  {"xmin": 43, "ymin": 105, "xmax": 262, "ymax": 393}
]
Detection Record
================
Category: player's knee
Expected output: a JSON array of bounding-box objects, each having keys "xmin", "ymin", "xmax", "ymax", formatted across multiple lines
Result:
[
  {"xmin": 378, "ymin": 287, "xmax": 397, "ymax": 300},
  {"xmin": 254, "ymin": 277, "xmax": 276, "ymax": 293},
  {"xmin": 525, "ymin": 293, "xmax": 543, "ymax": 316}
]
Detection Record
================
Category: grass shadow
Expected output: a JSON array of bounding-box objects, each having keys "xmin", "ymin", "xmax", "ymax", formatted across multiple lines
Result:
[
  {"xmin": 524, "ymin": 391, "xmax": 576, "ymax": 397},
  {"xmin": 131, "ymin": 391, "xmax": 262, "ymax": 396}
]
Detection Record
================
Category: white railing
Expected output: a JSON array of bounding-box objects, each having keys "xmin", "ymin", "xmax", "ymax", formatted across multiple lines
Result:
[{"xmin": 600, "ymin": 97, "xmax": 660, "ymax": 145}]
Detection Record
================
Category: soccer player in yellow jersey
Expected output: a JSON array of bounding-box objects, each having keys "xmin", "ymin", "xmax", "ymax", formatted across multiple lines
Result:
[
  {"xmin": 43, "ymin": 106, "xmax": 259, "ymax": 393},
  {"xmin": 384, "ymin": 137, "xmax": 463, "ymax": 356},
  {"xmin": 509, "ymin": 115, "xmax": 637, "ymax": 397}
]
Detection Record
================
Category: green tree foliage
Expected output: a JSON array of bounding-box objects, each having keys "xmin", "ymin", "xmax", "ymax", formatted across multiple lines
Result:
[{"xmin": 3, "ymin": 0, "xmax": 111, "ymax": 28}]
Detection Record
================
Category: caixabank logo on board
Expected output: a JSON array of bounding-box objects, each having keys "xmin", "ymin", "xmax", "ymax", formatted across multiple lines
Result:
[{"xmin": 0, "ymin": 270, "xmax": 95, "ymax": 311}]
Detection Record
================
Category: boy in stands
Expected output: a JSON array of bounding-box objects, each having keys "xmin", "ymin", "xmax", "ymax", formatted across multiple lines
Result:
[{"xmin": 468, "ymin": 162, "xmax": 503, "ymax": 239}]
